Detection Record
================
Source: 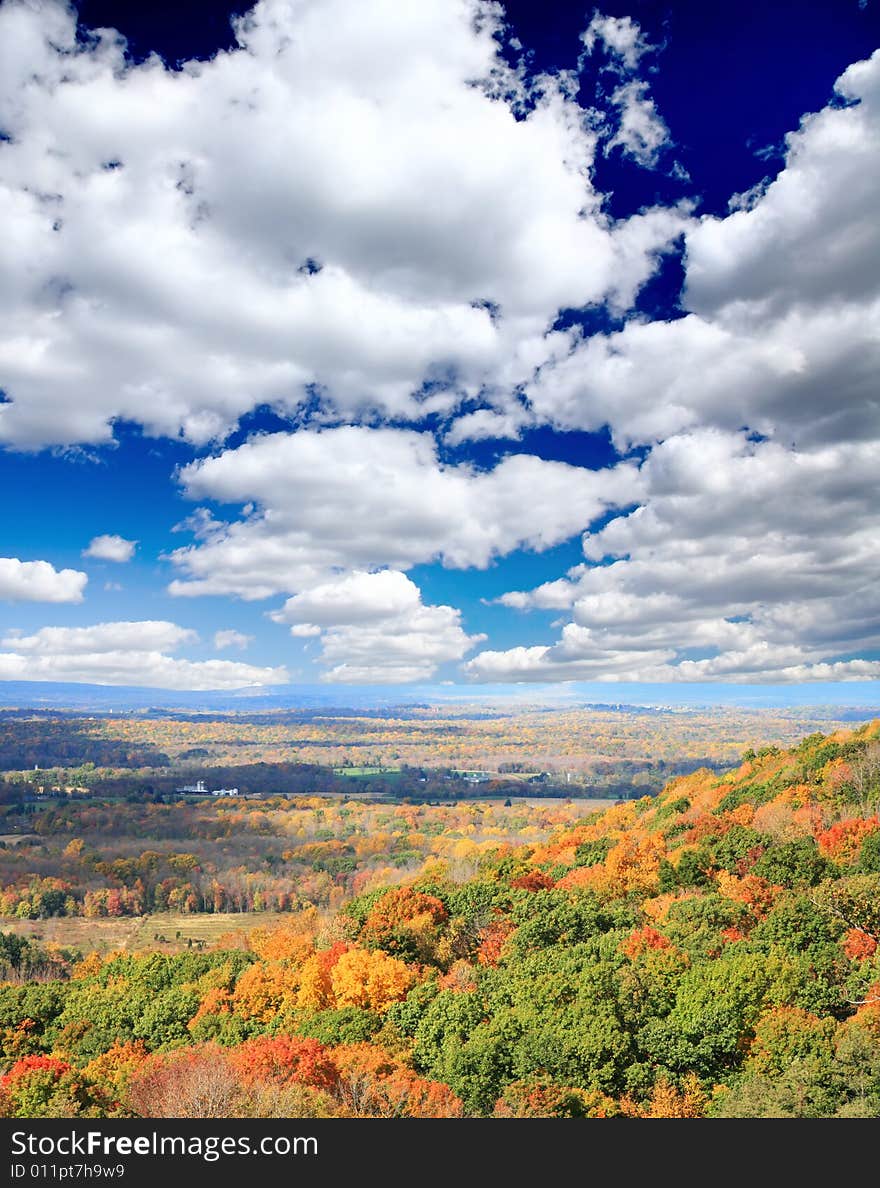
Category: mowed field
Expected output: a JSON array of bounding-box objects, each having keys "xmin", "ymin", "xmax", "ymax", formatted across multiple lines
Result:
[
  {"xmin": 332, "ymin": 765, "xmax": 402, "ymax": 776},
  {"xmin": 0, "ymin": 910, "xmax": 295, "ymax": 953}
]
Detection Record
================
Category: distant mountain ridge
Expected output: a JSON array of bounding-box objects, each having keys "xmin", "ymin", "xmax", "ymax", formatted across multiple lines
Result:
[{"xmin": 1, "ymin": 677, "xmax": 880, "ymax": 714}]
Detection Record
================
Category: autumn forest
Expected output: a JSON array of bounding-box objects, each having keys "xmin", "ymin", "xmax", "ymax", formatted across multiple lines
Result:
[{"xmin": 1, "ymin": 711, "xmax": 879, "ymax": 1119}]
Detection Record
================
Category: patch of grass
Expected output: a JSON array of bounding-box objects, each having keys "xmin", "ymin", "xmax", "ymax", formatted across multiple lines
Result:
[
  {"xmin": 0, "ymin": 910, "xmax": 295, "ymax": 955},
  {"xmin": 0, "ymin": 915, "xmax": 142, "ymax": 954},
  {"xmin": 333, "ymin": 765, "xmax": 402, "ymax": 777}
]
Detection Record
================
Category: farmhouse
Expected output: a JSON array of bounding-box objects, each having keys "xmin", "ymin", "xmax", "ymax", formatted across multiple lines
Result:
[{"xmin": 177, "ymin": 779, "xmax": 208, "ymax": 794}]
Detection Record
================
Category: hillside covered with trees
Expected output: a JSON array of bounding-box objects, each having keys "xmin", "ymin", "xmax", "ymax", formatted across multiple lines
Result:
[
  {"xmin": 1, "ymin": 721, "xmax": 879, "ymax": 1119},
  {"xmin": 0, "ymin": 797, "xmax": 604, "ymax": 920}
]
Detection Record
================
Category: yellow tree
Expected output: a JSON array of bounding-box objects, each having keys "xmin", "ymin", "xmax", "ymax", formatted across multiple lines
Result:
[{"xmin": 330, "ymin": 949, "xmax": 414, "ymax": 1012}]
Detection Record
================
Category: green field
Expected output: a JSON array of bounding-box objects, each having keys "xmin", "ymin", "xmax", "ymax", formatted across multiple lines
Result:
[{"xmin": 332, "ymin": 765, "xmax": 402, "ymax": 777}]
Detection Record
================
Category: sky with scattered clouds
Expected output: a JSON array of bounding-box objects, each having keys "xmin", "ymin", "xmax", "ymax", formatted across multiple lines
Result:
[{"xmin": 1, "ymin": 0, "xmax": 878, "ymax": 696}]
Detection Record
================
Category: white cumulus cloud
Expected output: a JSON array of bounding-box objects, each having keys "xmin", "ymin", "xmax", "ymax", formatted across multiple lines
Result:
[
  {"xmin": 580, "ymin": 11, "xmax": 671, "ymax": 169},
  {"xmin": 83, "ymin": 534, "xmax": 137, "ymax": 563},
  {"xmin": 270, "ymin": 569, "xmax": 484, "ymax": 682},
  {"xmin": 0, "ymin": 557, "xmax": 87, "ymax": 603},
  {"xmin": 319, "ymin": 600, "xmax": 483, "ymax": 684},
  {"xmin": 522, "ymin": 50, "xmax": 880, "ymax": 450},
  {"xmin": 1, "ymin": 3, "xmax": 876, "ymax": 688},
  {"xmin": 581, "ymin": 13, "xmax": 652, "ymax": 73},
  {"xmin": 0, "ymin": 0, "xmax": 684, "ymax": 450},
  {"xmin": 0, "ymin": 620, "xmax": 286, "ymax": 689},
  {"xmin": 461, "ymin": 50, "xmax": 880, "ymax": 684},
  {"xmin": 467, "ymin": 431, "xmax": 880, "ymax": 683},
  {"xmin": 605, "ymin": 80, "xmax": 670, "ymax": 167},
  {"xmin": 167, "ymin": 426, "xmax": 643, "ymax": 599},
  {"xmin": 271, "ymin": 569, "xmax": 422, "ymax": 627},
  {"xmin": 213, "ymin": 629, "xmax": 253, "ymax": 650}
]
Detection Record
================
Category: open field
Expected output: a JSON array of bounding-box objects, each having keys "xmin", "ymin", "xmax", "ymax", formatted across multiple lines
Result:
[
  {"xmin": 333, "ymin": 765, "xmax": 402, "ymax": 777},
  {"xmin": 500, "ymin": 796, "xmax": 617, "ymax": 809},
  {"xmin": 0, "ymin": 909, "xmax": 295, "ymax": 953}
]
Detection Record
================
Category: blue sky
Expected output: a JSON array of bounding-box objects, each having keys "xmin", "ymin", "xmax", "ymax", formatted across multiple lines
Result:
[{"xmin": 1, "ymin": 0, "xmax": 879, "ymax": 703}]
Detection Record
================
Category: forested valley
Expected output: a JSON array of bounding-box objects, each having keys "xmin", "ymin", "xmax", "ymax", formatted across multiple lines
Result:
[
  {"xmin": 0, "ymin": 702, "xmax": 861, "ymax": 801},
  {"xmin": 1, "ymin": 720, "xmax": 879, "ymax": 1119}
]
